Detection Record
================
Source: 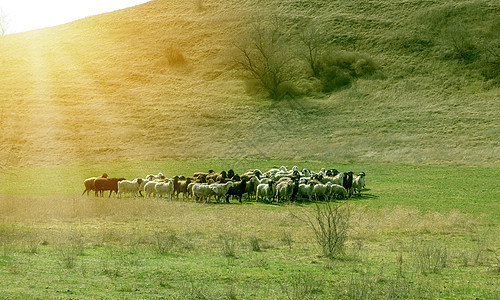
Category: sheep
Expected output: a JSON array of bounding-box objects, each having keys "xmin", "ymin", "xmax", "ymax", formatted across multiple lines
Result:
[
  {"xmin": 343, "ymin": 171, "xmax": 354, "ymax": 197},
  {"xmin": 226, "ymin": 178, "xmax": 247, "ymax": 203},
  {"xmin": 272, "ymin": 170, "xmax": 289, "ymax": 182},
  {"xmin": 288, "ymin": 177, "xmax": 299, "ymax": 201},
  {"xmin": 146, "ymin": 172, "xmax": 165, "ymax": 181},
  {"xmin": 156, "ymin": 179, "xmax": 174, "ymax": 200},
  {"xmin": 321, "ymin": 172, "xmax": 345, "ymax": 186},
  {"xmin": 313, "ymin": 182, "xmax": 328, "ymax": 201},
  {"xmin": 175, "ymin": 177, "xmax": 192, "ymax": 200},
  {"xmin": 82, "ymin": 173, "xmax": 108, "ymax": 196},
  {"xmin": 276, "ymin": 180, "xmax": 292, "ymax": 202},
  {"xmin": 298, "ymin": 181, "xmax": 315, "ymax": 201},
  {"xmin": 243, "ymin": 169, "xmax": 263, "ymax": 179},
  {"xmin": 192, "ymin": 183, "xmax": 214, "ymax": 203},
  {"xmin": 143, "ymin": 181, "xmax": 158, "ymax": 199},
  {"xmin": 210, "ymin": 181, "xmax": 234, "ymax": 203},
  {"xmin": 352, "ymin": 172, "xmax": 366, "ymax": 196},
  {"xmin": 326, "ymin": 169, "xmax": 339, "ymax": 177},
  {"xmin": 187, "ymin": 182, "xmax": 197, "ymax": 198},
  {"xmin": 256, "ymin": 181, "xmax": 276, "ymax": 203},
  {"xmin": 94, "ymin": 177, "xmax": 126, "ymax": 197},
  {"xmin": 329, "ymin": 184, "xmax": 348, "ymax": 199},
  {"xmin": 244, "ymin": 176, "xmax": 260, "ymax": 200},
  {"xmin": 117, "ymin": 178, "xmax": 144, "ymax": 198}
]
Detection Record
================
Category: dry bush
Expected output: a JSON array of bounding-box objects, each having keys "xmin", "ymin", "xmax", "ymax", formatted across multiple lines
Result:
[
  {"xmin": 301, "ymin": 202, "xmax": 351, "ymax": 259},
  {"xmin": 412, "ymin": 240, "xmax": 448, "ymax": 274},
  {"xmin": 166, "ymin": 46, "xmax": 186, "ymax": 66}
]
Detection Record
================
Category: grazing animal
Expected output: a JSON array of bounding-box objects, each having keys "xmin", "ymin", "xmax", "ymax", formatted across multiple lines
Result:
[
  {"xmin": 329, "ymin": 184, "xmax": 349, "ymax": 199},
  {"xmin": 192, "ymin": 183, "xmax": 214, "ymax": 203},
  {"xmin": 313, "ymin": 182, "xmax": 328, "ymax": 201},
  {"xmin": 226, "ymin": 178, "xmax": 247, "ymax": 203},
  {"xmin": 276, "ymin": 180, "xmax": 292, "ymax": 202},
  {"xmin": 156, "ymin": 179, "xmax": 174, "ymax": 200},
  {"xmin": 321, "ymin": 172, "xmax": 345, "ymax": 186},
  {"xmin": 298, "ymin": 181, "xmax": 315, "ymax": 201},
  {"xmin": 210, "ymin": 181, "xmax": 234, "ymax": 202},
  {"xmin": 82, "ymin": 173, "xmax": 108, "ymax": 196},
  {"xmin": 176, "ymin": 177, "xmax": 192, "ymax": 200},
  {"xmin": 244, "ymin": 176, "xmax": 260, "ymax": 200},
  {"xmin": 256, "ymin": 181, "xmax": 276, "ymax": 202},
  {"xmin": 94, "ymin": 177, "xmax": 126, "ymax": 197},
  {"xmin": 143, "ymin": 181, "xmax": 158, "ymax": 199},
  {"xmin": 343, "ymin": 171, "xmax": 354, "ymax": 197},
  {"xmin": 352, "ymin": 172, "xmax": 366, "ymax": 196},
  {"xmin": 117, "ymin": 178, "xmax": 144, "ymax": 198}
]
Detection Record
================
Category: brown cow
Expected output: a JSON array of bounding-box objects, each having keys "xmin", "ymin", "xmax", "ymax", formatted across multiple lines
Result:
[{"xmin": 94, "ymin": 177, "xmax": 126, "ymax": 197}]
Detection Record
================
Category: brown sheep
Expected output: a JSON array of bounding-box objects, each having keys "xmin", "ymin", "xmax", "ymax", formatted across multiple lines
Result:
[
  {"xmin": 176, "ymin": 177, "xmax": 192, "ymax": 200},
  {"xmin": 94, "ymin": 177, "xmax": 126, "ymax": 197},
  {"xmin": 82, "ymin": 173, "xmax": 108, "ymax": 196}
]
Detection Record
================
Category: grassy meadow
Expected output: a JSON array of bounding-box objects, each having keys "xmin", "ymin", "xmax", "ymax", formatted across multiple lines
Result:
[
  {"xmin": 0, "ymin": 160, "xmax": 499, "ymax": 298},
  {"xmin": 0, "ymin": 0, "xmax": 499, "ymax": 298}
]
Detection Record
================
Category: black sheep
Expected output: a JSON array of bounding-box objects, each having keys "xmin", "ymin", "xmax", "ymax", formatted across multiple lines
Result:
[
  {"xmin": 343, "ymin": 171, "xmax": 354, "ymax": 198},
  {"xmin": 226, "ymin": 178, "xmax": 247, "ymax": 203}
]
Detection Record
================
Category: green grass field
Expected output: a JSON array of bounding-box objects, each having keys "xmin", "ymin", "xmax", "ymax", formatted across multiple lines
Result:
[{"xmin": 0, "ymin": 161, "xmax": 498, "ymax": 298}]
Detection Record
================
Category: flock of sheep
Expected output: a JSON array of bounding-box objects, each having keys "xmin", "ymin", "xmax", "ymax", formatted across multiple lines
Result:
[{"xmin": 82, "ymin": 166, "xmax": 366, "ymax": 204}]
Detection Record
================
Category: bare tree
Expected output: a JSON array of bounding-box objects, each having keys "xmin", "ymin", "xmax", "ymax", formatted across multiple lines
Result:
[
  {"xmin": 298, "ymin": 21, "xmax": 329, "ymax": 78},
  {"xmin": 234, "ymin": 18, "xmax": 295, "ymax": 100}
]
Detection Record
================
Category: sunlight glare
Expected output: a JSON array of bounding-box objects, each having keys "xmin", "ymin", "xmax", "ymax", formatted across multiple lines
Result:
[{"xmin": 1, "ymin": 0, "xmax": 150, "ymax": 34}]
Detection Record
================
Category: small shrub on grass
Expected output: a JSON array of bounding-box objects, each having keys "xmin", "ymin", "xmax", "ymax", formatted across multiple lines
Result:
[
  {"xmin": 249, "ymin": 235, "xmax": 261, "ymax": 252},
  {"xmin": 57, "ymin": 246, "xmax": 79, "ymax": 269},
  {"xmin": 219, "ymin": 234, "xmax": 237, "ymax": 258},
  {"xmin": 281, "ymin": 272, "xmax": 322, "ymax": 300},
  {"xmin": 302, "ymin": 202, "xmax": 351, "ymax": 259},
  {"xmin": 152, "ymin": 230, "xmax": 178, "ymax": 255},
  {"xmin": 413, "ymin": 241, "xmax": 447, "ymax": 274}
]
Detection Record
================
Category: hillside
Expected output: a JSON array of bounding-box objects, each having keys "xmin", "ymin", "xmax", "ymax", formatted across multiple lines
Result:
[{"xmin": 0, "ymin": 0, "xmax": 499, "ymax": 168}]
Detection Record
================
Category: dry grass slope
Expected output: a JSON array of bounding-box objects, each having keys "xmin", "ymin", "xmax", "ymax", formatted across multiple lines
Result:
[{"xmin": 0, "ymin": 0, "xmax": 498, "ymax": 167}]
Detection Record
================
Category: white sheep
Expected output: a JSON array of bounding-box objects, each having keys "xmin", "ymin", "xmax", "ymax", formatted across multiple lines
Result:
[
  {"xmin": 256, "ymin": 181, "xmax": 276, "ymax": 202},
  {"xmin": 329, "ymin": 184, "xmax": 348, "ymax": 199},
  {"xmin": 146, "ymin": 172, "xmax": 165, "ymax": 181},
  {"xmin": 117, "ymin": 178, "xmax": 144, "ymax": 198},
  {"xmin": 187, "ymin": 182, "xmax": 197, "ymax": 199},
  {"xmin": 155, "ymin": 179, "xmax": 174, "ymax": 200},
  {"xmin": 321, "ymin": 172, "xmax": 345, "ymax": 186},
  {"xmin": 298, "ymin": 182, "xmax": 314, "ymax": 201},
  {"xmin": 192, "ymin": 183, "xmax": 214, "ymax": 203},
  {"xmin": 313, "ymin": 182, "xmax": 328, "ymax": 201},
  {"xmin": 276, "ymin": 181, "xmax": 290, "ymax": 202},
  {"xmin": 352, "ymin": 172, "xmax": 366, "ymax": 196},
  {"xmin": 143, "ymin": 181, "xmax": 158, "ymax": 199},
  {"xmin": 210, "ymin": 181, "xmax": 234, "ymax": 202}
]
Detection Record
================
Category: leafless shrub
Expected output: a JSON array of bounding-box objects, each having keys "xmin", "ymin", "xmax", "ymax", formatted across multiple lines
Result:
[
  {"xmin": 299, "ymin": 202, "xmax": 350, "ymax": 259},
  {"xmin": 281, "ymin": 272, "xmax": 321, "ymax": 300},
  {"xmin": 413, "ymin": 240, "xmax": 447, "ymax": 274},
  {"xmin": 249, "ymin": 235, "xmax": 261, "ymax": 252}
]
